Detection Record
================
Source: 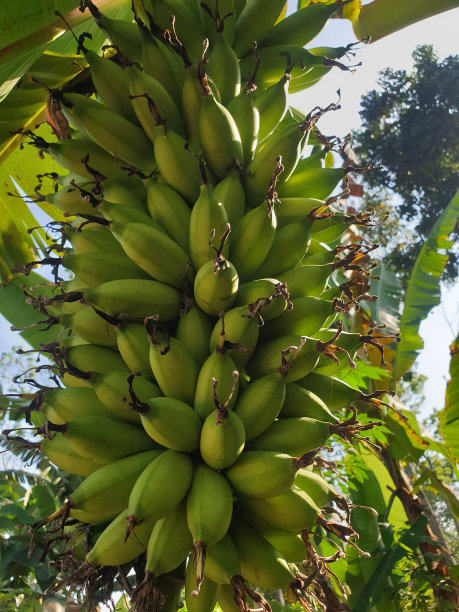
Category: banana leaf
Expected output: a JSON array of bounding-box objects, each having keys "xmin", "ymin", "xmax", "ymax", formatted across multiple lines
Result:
[
  {"xmin": 439, "ymin": 331, "xmax": 459, "ymax": 464},
  {"xmin": 392, "ymin": 190, "xmax": 459, "ymax": 384}
]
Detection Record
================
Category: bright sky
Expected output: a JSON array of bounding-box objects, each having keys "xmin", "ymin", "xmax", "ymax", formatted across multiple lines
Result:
[{"xmin": 1, "ymin": 4, "xmax": 458, "ymax": 418}]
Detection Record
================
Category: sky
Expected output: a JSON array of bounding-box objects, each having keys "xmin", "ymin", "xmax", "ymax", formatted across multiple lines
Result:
[{"xmin": 1, "ymin": 4, "xmax": 458, "ymax": 419}]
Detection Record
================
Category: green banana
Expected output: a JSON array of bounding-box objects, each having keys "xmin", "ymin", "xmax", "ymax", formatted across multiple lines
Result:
[
  {"xmin": 201, "ymin": 0, "xmax": 236, "ymax": 45},
  {"xmin": 261, "ymin": 296, "xmax": 337, "ymax": 340},
  {"xmin": 209, "ymin": 305, "xmax": 260, "ymax": 368},
  {"xmin": 68, "ymin": 450, "xmax": 163, "ymax": 524},
  {"xmin": 253, "ymin": 218, "xmax": 312, "ymax": 278},
  {"xmin": 207, "ymin": 30, "xmax": 241, "ymax": 105},
  {"xmin": 234, "ymin": 372, "xmax": 286, "ymax": 440},
  {"xmin": 280, "ymin": 383, "xmax": 338, "ymax": 423},
  {"xmin": 128, "ymin": 64, "xmax": 185, "ymax": 141},
  {"xmin": 89, "ymin": 371, "xmax": 161, "ymax": 424},
  {"xmin": 86, "ymin": 8, "xmax": 143, "ymax": 63},
  {"xmin": 189, "ymin": 181, "xmax": 229, "ymax": 270},
  {"xmin": 109, "ymin": 221, "xmax": 191, "ymax": 289},
  {"xmin": 194, "ymin": 342, "xmax": 239, "ymax": 421},
  {"xmin": 176, "ymin": 304, "xmax": 213, "ymax": 368},
  {"xmin": 182, "ymin": 66, "xmax": 203, "ymax": 153},
  {"xmin": 235, "ymin": 277, "xmax": 289, "ymax": 321},
  {"xmin": 247, "ymin": 416, "xmax": 331, "ymax": 456},
  {"xmin": 65, "ymin": 225, "xmax": 126, "ymax": 257},
  {"xmin": 294, "ymin": 468, "xmax": 337, "ymax": 508},
  {"xmin": 59, "ymin": 306, "xmax": 118, "ymax": 348},
  {"xmin": 200, "ymin": 403, "xmax": 246, "ymax": 469},
  {"xmin": 194, "ymin": 256, "xmax": 239, "ymax": 316},
  {"xmin": 40, "ymin": 434, "xmax": 106, "ymax": 477},
  {"xmin": 225, "ymin": 450, "xmax": 302, "ymax": 498},
  {"xmin": 213, "ymin": 169, "xmax": 245, "ymax": 228},
  {"xmin": 205, "ymin": 533, "xmax": 240, "ymax": 585},
  {"xmin": 149, "ymin": 332, "xmax": 199, "ymax": 405},
  {"xmin": 240, "ymin": 485, "xmax": 321, "ymax": 531},
  {"xmin": 227, "ymin": 86, "xmax": 259, "ymax": 163},
  {"xmin": 278, "ymin": 262, "xmax": 333, "ymax": 298},
  {"xmin": 230, "ymin": 514, "xmax": 296, "ymax": 590},
  {"xmin": 86, "ymin": 510, "xmax": 156, "ymax": 567},
  {"xmin": 298, "ymin": 371, "xmax": 363, "ymax": 412},
  {"xmin": 278, "ymin": 167, "xmax": 345, "ymax": 199},
  {"xmin": 260, "ymin": 527, "xmax": 306, "ymax": 564},
  {"xmin": 186, "ymin": 463, "xmax": 234, "ymax": 590},
  {"xmin": 127, "ymin": 450, "xmax": 194, "ymax": 528},
  {"xmin": 62, "ymin": 344, "xmax": 129, "ymax": 388},
  {"xmin": 82, "ymin": 278, "xmax": 182, "ymax": 320},
  {"xmin": 255, "ymin": 70, "xmax": 289, "ymax": 143},
  {"xmin": 41, "ymin": 387, "xmax": 110, "ymax": 423},
  {"xmin": 146, "ymin": 180, "xmax": 191, "ymax": 252},
  {"xmin": 136, "ymin": 396, "xmax": 202, "ymax": 452},
  {"xmin": 116, "ymin": 321, "xmax": 152, "ymax": 378},
  {"xmin": 233, "ymin": 0, "xmax": 286, "ymax": 57},
  {"xmin": 230, "ymin": 201, "xmax": 277, "ymax": 280},
  {"xmin": 85, "ymin": 50, "xmax": 138, "ymax": 123},
  {"xmin": 276, "ymin": 196, "xmax": 326, "ymax": 227},
  {"xmin": 61, "ymin": 415, "xmax": 156, "ymax": 463},
  {"xmin": 61, "ymin": 249, "xmax": 150, "ymax": 287},
  {"xmin": 198, "ymin": 78, "xmax": 244, "ymax": 180},
  {"xmin": 260, "ymin": 2, "xmax": 338, "ymax": 48},
  {"xmin": 247, "ymin": 334, "xmax": 319, "ymax": 382}
]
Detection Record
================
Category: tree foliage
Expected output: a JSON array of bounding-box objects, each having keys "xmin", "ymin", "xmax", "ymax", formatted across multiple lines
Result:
[{"xmin": 353, "ymin": 45, "xmax": 459, "ymax": 279}]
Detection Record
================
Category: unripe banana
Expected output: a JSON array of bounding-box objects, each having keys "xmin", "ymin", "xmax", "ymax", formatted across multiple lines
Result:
[
  {"xmin": 200, "ymin": 406, "xmax": 246, "ymax": 469},
  {"xmin": 294, "ymin": 468, "xmax": 337, "ymax": 508},
  {"xmin": 86, "ymin": 510, "xmax": 156, "ymax": 567},
  {"xmin": 176, "ymin": 304, "xmax": 213, "ymax": 368},
  {"xmin": 205, "ymin": 533, "xmax": 240, "ymax": 585},
  {"xmin": 82, "ymin": 279, "xmax": 182, "ymax": 320},
  {"xmin": 127, "ymin": 450, "xmax": 194, "ymax": 527},
  {"xmin": 42, "ymin": 387, "xmax": 112, "ymax": 423},
  {"xmin": 253, "ymin": 218, "xmax": 312, "ymax": 278},
  {"xmin": 260, "ymin": 527, "xmax": 306, "ymax": 564},
  {"xmin": 61, "ymin": 249, "xmax": 150, "ymax": 287},
  {"xmin": 182, "ymin": 66, "xmax": 203, "ymax": 153},
  {"xmin": 260, "ymin": 2, "xmax": 338, "ymax": 48},
  {"xmin": 185, "ymin": 553, "xmax": 220, "ymax": 612},
  {"xmin": 240, "ymin": 485, "xmax": 321, "ymax": 531},
  {"xmin": 248, "ymin": 334, "xmax": 319, "ymax": 382},
  {"xmin": 59, "ymin": 307, "xmax": 118, "ymax": 348},
  {"xmin": 213, "ymin": 169, "xmax": 245, "ymax": 228},
  {"xmin": 209, "ymin": 305, "xmax": 260, "ymax": 368},
  {"xmin": 276, "ymin": 196, "xmax": 326, "ymax": 227},
  {"xmin": 278, "ymin": 262, "xmax": 333, "ymax": 298},
  {"xmin": 153, "ymin": 124, "xmax": 201, "ymax": 203},
  {"xmin": 207, "ymin": 31, "xmax": 241, "ymax": 105},
  {"xmin": 298, "ymin": 371, "xmax": 362, "ymax": 412},
  {"xmin": 233, "ymin": 0, "xmax": 286, "ymax": 57},
  {"xmin": 100, "ymin": 201, "xmax": 158, "ymax": 227},
  {"xmin": 247, "ymin": 416, "xmax": 331, "ymax": 456},
  {"xmin": 194, "ymin": 346, "xmax": 239, "ymax": 421},
  {"xmin": 278, "ymin": 166, "xmax": 345, "ymax": 200},
  {"xmin": 85, "ymin": 50, "xmax": 138, "ymax": 124},
  {"xmin": 40, "ymin": 434, "xmax": 106, "ymax": 477},
  {"xmin": 128, "ymin": 64, "xmax": 185, "ymax": 142},
  {"xmin": 201, "ymin": 0, "xmax": 236, "ymax": 45},
  {"xmin": 219, "ymin": 583, "xmax": 253, "ymax": 612},
  {"xmin": 194, "ymin": 257, "xmax": 239, "ymax": 316},
  {"xmin": 65, "ymin": 225, "xmax": 126, "ymax": 257},
  {"xmin": 234, "ymin": 372, "xmax": 286, "ymax": 440},
  {"xmin": 280, "ymin": 383, "xmax": 338, "ymax": 423},
  {"xmin": 235, "ymin": 277, "xmax": 289, "ymax": 321},
  {"xmin": 101, "ymin": 178, "xmax": 147, "ymax": 206},
  {"xmin": 62, "ymin": 415, "xmax": 156, "ymax": 463},
  {"xmin": 44, "ymin": 183, "xmax": 103, "ymax": 218},
  {"xmin": 69, "ymin": 450, "xmax": 163, "ymax": 524},
  {"xmin": 89, "ymin": 12, "xmax": 142, "ymax": 63},
  {"xmin": 230, "ymin": 514, "xmax": 296, "ymax": 590},
  {"xmin": 230, "ymin": 201, "xmax": 277, "ymax": 280},
  {"xmin": 137, "ymin": 396, "xmax": 202, "ymax": 452},
  {"xmin": 109, "ymin": 221, "xmax": 191, "ymax": 290},
  {"xmin": 198, "ymin": 87, "xmax": 244, "ymax": 181},
  {"xmin": 116, "ymin": 321, "xmax": 152, "ymax": 378},
  {"xmin": 255, "ymin": 72, "xmax": 289, "ymax": 143},
  {"xmin": 144, "ymin": 501, "xmax": 193, "ymax": 576},
  {"xmin": 149, "ymin": 332, "xmax": 199, "ymax": 405},
  {"xmin": 189, "ymin": 182, "xmax": 229, "ymax": 270},
  {"xmin": 90, "ymin": 371, "xmax": 161, "ymax": 424},
  {"xmin": 62, "ymin": 344, "xmax": 129, "ymax": 388},
  {"xmin": 261, "ymin": 296, "xmax": 336, "ymax": 340},
  {"xmin": 225, "ymin": 451, "xmax": 300, "ymax": 498},
  {"xmin": 227, "ymin": 88, "xmax": 259, "ymax": 164},
  {"xmin": 146, "ymin": 180, "xmax": 191, "ymax": 252},
  {"xmin": 186, "ymin": 463, "xmax": 234, "ymax": 591}
]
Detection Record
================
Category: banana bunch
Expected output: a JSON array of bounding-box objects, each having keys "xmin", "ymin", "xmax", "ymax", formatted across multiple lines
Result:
[{"xmin": 10, "ymin": 1, "xmax": 395, "ymax": 610}]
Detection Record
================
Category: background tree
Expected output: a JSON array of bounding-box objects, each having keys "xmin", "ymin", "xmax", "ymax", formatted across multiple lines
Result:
[{"xmin": 352, "ymin": 44, "xmax": 459, "ymax": 280}]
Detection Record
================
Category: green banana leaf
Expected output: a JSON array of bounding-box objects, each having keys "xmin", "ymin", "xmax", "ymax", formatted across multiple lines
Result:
[
  {"xmin": 439, "ymin": 331, "xmax": 459, "ymax": 464},
  {"xmin": 392, "ymin": 190, "xmax": 459, "ymax": 384}
]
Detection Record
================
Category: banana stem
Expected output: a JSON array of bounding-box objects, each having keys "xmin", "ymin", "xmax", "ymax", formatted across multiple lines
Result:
[{"xmin": 353, "ymin": 0, "xmax": 459, "ymax": 42}]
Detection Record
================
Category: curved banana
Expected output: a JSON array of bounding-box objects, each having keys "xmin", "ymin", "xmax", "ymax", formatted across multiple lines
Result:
[
  {"xmin": 146, "ymin": 180, "xmax": 191, "ymax": 252},
  {"xmin": 280, "ymin": 383, "xmax": 338, "ymax": 423},
  {"xmin": 247, "ymin": 416, "xmax": 331, "ymax": 456}
]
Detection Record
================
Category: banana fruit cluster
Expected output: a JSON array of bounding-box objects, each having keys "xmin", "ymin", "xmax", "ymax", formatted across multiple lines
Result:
[{"xmin": 13, "ymin": 1, "xmax": 391, "ymax": 610}]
